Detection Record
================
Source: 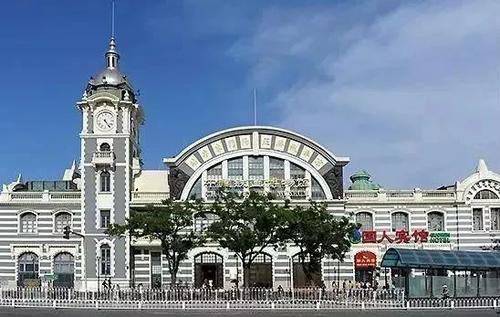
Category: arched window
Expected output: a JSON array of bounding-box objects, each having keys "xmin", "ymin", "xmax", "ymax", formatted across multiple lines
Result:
[
  {"xmin": 54, "ymin": 212, "xmax": 72, "ymax": 233},
  {"xmin": 100, "ymin": 244, "xmax": 111, "ymax": 276},
  {"xmin": 356, "ymin": 212, "xmax": 373, "ymax": 231},
  {"xmin": 20, "ymin": 212, "xmax": 37, "ymax": 233},
  {"xmin": 18, "ymin": 252, "xmax": 39, "ymax": 286},
  {"xmin": 474, "ymin": 190, "xmax": 498, "ymax": 200},
  {"xmin": 53, "ymin": 252, "xmax": 74, "ymax": 288},
  {"xmin": 427, "ymin": 211, "xmax": 445, "ymax": 232},
  {"xmin": 391, "ymin": 212, "xmax": 409, "ymax": 232},
  {"xmin": 99, "ymin": 143, "xmax": 111, "ymax": 152},
  {"xmin": 100, "ymin": 171, "xmax": 111, "ymax": 192}
]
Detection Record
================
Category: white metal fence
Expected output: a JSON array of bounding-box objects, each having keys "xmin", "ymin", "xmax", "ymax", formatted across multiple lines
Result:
[{"xmin": 0, "ymin": 287, "xmax": 498, "ymax": 311}]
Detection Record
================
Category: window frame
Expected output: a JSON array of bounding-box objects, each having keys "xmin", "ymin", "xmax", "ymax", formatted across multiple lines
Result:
[
  {"xmin": 427, "ymin": 211, "xmax": 446, "ymax": 232},
  {"xmin": 99, "ymin": 244, "xmax": 112, "ymax": 276},
  {"xmin": 472, "ymin": 208, "xmax": 484, "ymax": 231},
  {"xmin": 100, "ymin": 170, "xmax": 111, "ymax": 192},
  {"xmin": 18, "ymin": 211, "xmax": 38, "ymax": 234},
  {"xmin": 53, "ymin": 211, "xmax": 73, "ymax": 233},
  {"xmin": 490, "ymin": 207, "xmax": 500, "ymax": 231},
  {"xmin": 391, "ymin": 211, "xmax": 410, "ymax": 232},
  {"xmin": 99, "ymin": 210, "xmax": 111, "ymax": 229},
  {"xmin": 355, "ymin": 211, "xmax": 374, "ymax": 231}
]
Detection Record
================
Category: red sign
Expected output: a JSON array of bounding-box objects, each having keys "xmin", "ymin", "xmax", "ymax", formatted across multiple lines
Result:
[
  {"xmin": 362, "ymin": 229, "xmax": 429, "ymax": 244},
  {"xmin": 355, "ymin": 251, "xmax": 377, "ymax": 269}
]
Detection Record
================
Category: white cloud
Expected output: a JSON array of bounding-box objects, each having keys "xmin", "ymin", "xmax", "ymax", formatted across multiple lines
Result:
[{"xmin": 232, "ymin": 0, "xmax": 500, "ymax": 188}]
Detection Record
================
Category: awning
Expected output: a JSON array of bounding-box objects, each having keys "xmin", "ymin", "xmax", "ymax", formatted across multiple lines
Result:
[{"xmin": 381, "ymin": 248, "xmax": 500, "ymax": 271}]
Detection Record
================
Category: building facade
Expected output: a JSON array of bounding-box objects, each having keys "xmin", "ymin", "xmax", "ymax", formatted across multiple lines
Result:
[{"xmin": 0, "ymin": 38, "xmax": 499, "ymax": 290}]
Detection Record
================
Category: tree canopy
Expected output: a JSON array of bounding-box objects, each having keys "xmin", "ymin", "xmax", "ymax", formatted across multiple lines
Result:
[
  {"xmin": 284, "ymin": 201, "xmax": 357, "ymax": 285},
  {"xmin": 107, "ymin": 199, "xmax": 205, "ymax": 287},
  {"xmin": 206, "ymin": 191, "xmax": 289, "ymax": 287}
]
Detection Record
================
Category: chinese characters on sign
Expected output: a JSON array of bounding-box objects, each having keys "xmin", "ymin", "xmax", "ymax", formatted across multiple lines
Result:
[
  {"xmin": 354, "ymin": 251, "xmax": 377, "ymax": 269},
  {"xmin": 203, "ymin": 178, "xmax": 310, "ymax": 199},
  {"xmin": 356, "ymin": 230, "xmax": 450, "ymax": 244}
]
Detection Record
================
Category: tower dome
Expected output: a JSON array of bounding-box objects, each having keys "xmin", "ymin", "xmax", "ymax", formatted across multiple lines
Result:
[
  {"xmin": 86, "ymin": 37, "xmax": 134, "ymax": 93},
  {"xmin": 348, "ymin": 170, "xmax": 381, "ymax": 190}
]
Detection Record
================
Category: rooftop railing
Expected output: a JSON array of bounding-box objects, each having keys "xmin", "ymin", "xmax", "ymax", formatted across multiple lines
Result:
[{"xmin": 345, "ymin": 189, "xmax": 456, "ymax": 202}]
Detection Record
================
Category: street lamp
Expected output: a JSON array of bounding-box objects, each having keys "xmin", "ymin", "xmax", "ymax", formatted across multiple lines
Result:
[{"xmin": 97, "ymin": 255, "xmax": 101, "ymax": 296}]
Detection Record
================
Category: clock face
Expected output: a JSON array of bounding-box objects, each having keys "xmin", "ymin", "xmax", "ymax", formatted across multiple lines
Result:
[{"xmin": 96, "ymin": 111, "xmax": 115, "ymax": 131}]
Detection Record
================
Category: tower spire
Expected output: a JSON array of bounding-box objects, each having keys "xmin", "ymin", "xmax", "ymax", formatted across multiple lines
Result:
[
  {"xmin": 105, "ymin": 0, "xmax": 119, "ymax": 69},
  {"xmin": 111, "ymin": 0, "xmax": 115, "ymax": 38}
]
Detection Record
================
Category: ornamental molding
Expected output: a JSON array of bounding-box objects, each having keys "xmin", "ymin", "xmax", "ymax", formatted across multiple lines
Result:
[{"xmin": 464, "ymin": 179, "xmax": 500, "ymax": 204}]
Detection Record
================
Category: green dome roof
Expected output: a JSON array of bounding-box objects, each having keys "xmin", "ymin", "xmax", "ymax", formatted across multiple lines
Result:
[{"xmin": 348, "ymin": 170, "xmax": 380, "ymax": 190}]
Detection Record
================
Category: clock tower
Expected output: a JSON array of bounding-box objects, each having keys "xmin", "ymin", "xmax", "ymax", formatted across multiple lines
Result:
[{"xmin": 77, "ymin": 37, "xmax": 144, "ymax": 289}]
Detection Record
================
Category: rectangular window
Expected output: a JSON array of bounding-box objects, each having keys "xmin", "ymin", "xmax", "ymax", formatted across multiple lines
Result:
[
  {"xmin": 473, "ymin": 208, "xmax": 483, "ymax": 231},
  {"xmin": 248, "ymin": 157, "xmax": 264, "ymax": 180},
  {"xmin": 100, "ymin": 210, "xmax": 111, "ymax": 229},
  {"xmin": 269, "ymin": 158, "xmax": 285, "ymax": 179},
  {"xmin": 227, "ymin": 158, "xmax": 243, "ymax": 180},
  {"xmin": 491, "ymin": 208, "xmax": 500, "ymax": 231},
  {"xmin": 150, "ymin": 252, "xmax": 162, "ymax": 288},
  {"xmin": 100, "ymin": 172, "xmax": 111, "ymax": 192}
]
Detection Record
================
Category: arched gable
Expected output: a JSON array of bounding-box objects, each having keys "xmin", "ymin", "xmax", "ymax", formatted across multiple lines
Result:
[{"xmin": 165, "ymin": 126, "xmax": 349, "ymax": 200}]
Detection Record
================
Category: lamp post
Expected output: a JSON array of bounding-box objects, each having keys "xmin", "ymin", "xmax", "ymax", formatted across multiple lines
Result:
[{"xmin": 97, "ymin": 255, "xmax": 101, "ymax": 296}]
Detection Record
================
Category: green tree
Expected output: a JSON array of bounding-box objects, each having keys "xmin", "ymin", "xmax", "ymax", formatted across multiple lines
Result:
[
  {"xmin": 286, "ymin": 201, "xmax": 357, "ymax": 286},
  {"xmin": 206, "ymin": 191, "xmax": 289, "ymax": 288},
  {"xmin": 107, "ymin": 199, "xmax": 205, "ymax": 287}
]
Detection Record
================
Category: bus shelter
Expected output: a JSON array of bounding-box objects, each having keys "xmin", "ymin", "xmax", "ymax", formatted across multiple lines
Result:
[{"xmin": 381, "ymin": 248, "xmax": 500, "ymax": 298}]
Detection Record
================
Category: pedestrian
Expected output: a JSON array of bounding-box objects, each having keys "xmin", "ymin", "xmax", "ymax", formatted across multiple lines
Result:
[{"xmin": 441, "ymin": 285, "xmax": 449, "ymax": 299}]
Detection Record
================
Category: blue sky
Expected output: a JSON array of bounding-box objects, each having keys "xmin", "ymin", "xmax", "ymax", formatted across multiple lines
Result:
[{"xmin": 0, "ymin": 0, "xmax": 499, "ymax": 189}]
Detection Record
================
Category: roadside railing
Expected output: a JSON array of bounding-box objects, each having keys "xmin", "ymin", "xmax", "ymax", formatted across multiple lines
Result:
[
  {"xmin": 0, "ymin": 287, "xmax": 404, "ymax": 302},
  {"xmin": 0, "ymin": 287, "xmax": 498, "ymax": 310}
]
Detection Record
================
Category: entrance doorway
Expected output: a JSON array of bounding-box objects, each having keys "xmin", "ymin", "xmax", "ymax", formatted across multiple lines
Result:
[
  {"xmin": 354, "ymin": 251, "xmax": 377, "ymax": 286},
  {"xmin": 194, "ymin": 252, "xmax": 224, "ymax": 289},
  {"xmin": 247, "ymin": 253, "xmax": 273, "ymax": 288},
  {"xmin": 292, "ymin": 253, "xmax": 322, "ymax": 288},
  {"xmin": 53, "ymin": 252, "xmax": 74, "ymax": 288}
]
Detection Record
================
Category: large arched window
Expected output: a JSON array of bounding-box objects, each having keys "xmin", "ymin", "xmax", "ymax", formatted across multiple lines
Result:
[
  {"xmin": 427, "ymin": 211, "xmax": 445, "ymax": 232},
  {"xmin": 356, "ymin": 212, "xmax": 373, "ymax": 231},
  {"xmin": 18, "ymin": 252, "xmax": 39, "ymax": 286},
  {"xmin": 474, "ymin": 190, "xmax": 499, "ymax": 200},
  {"xmin": 54, "ymin": 212, "xmax": 72, "ymax": 233},
  {"xmin": 53, "ymin": 252, "xmax": 75, "ymax": 288},
  {"xmin": 20, "ymin": 212, "xmax": 37, "ymax": 233},
  {"xmin": 391, "ymin": 212, "xmax": 409, "ymax": 232},
  {"xmin": 100, "ymin": 171, "xmax": 111, "ymax": 192},
  {"xmin": 100, "ymin": 244, "xmax": 111, "ymax": 276}
]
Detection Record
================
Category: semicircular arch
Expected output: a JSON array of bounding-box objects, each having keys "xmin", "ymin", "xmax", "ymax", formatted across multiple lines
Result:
[{"xmin": 180, "ymin": 150, "xmax": 333, "ymax": 200}]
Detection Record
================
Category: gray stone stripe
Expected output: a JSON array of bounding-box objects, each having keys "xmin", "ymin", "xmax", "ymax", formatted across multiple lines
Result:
[{"xmin": 324, "ymin": 268, "xmax": 353, "ymax": 274}]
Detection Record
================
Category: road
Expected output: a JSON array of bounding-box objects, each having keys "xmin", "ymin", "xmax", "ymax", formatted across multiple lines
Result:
[{"xmin": 0, "ymin": 308, "xmax": 498, "ymax": 317}]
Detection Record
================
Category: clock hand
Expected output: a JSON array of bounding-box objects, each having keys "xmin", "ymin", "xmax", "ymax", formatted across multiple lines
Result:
[{"xmin": 103, "ymin": 119, "xmax": 111, "ymax": 128}]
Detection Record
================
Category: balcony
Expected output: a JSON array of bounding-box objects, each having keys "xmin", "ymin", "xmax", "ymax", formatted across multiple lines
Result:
[
  {"xmin": 0, "ymin": 190, "xmax": 81, "ymax": 204},
  {"xmin": 131, "ymin": 192, "xmax": 169, "ymax": 204},
  {"xmin": 92, "ymin": 151, "xmax": 115, "ymax": 167}
]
